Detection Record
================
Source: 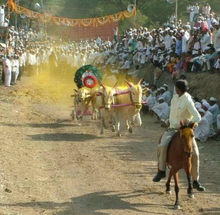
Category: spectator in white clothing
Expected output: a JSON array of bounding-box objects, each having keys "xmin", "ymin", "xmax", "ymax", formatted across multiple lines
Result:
[
  {"xmin": 195, "ymin": 108, "xmax": 210, "ymax": 142},
  {"xmin": 152, "ymin": 97, "xmax": 170, "ymax": 122},
  {"xmin": 209, "ymin": 97, "xmax": 220, "ymax": 123}
]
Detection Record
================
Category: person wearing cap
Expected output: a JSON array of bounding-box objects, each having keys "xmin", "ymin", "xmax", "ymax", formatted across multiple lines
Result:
[
  {"xmin": 175, "ymin": 33, "xmax": 182, "ymax": 56},
  {"xmin": 209, "ymin": 97, "xmax": 220, "ymax": 123},
  {"xmin": 213, "ymin": 21, "xmax": 220, "ymax": 51},
  {"xmin": 153, "ymin": 79, "xmax": 205, "ymax": 192},
  {"xmin": 164, "ymin": 30, "xmax": 172, "ymax": 51},
  {"xmin": 189, "ymin": 6, "xmax": 195, "ymax": 23},
  {"xmin": 195, "ymin": 102, "xmax": 202, "ymax": 109},
  {"xmin": 163, "ymin": 84, "xmax": 171, "ymax": 104},
  {"xmin": 146, "ymin": 85, "xmax": 157, "ymax": 111},
  {"xmin": 202, "ymin": 101, "xmax": 215, "ymax": 137},
  {"xmin": 200, "ymin": 29, "xmax": 211, "ymax": 52},
  {"xmin": 194, "ymin": 108, "xmax": 210, "ymax": 142},
  {"xmin": 152, "ymin": 97, "xmax": 170, "ymax": 122},
  {"xmin": 181, "ymin": 29, "xmax": 190, "ymax": 53}
]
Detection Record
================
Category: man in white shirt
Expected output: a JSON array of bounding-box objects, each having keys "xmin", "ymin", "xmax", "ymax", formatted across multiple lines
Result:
[
  {"xmin": 153, "ymin": 79, "xmax": 205, "ymax": 191},
  {"xmin": 181, "ymin": 30, "xmax": 190, "ymax": 53},
  {"xmin": 193, "ymin": 3, "xmax": 200, "ymax": 19},
  {"xmin": 200, "ymin": 30, "xmax": 211, "ymax": 52},
  {"xmin": 0, "ymin": 5, "xmax": 5, "ymax": 27},
  {"xmin": 213, "ymin": 21, "xmax": 220, "ymax": 51}
]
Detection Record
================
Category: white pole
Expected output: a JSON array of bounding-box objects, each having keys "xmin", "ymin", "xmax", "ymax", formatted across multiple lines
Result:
[{"xmin": 175, "ymin": 0, "xmax": 178, "ymax": 26}]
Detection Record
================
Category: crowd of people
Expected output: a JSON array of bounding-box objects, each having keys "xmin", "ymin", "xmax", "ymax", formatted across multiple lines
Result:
[
  {"xmin": 0, "ymin": 2, "xmax": 220, "ymax": 143},
  {"xmin": 141, "ymin": 76, "xmax": 220, "ymax": 143}
]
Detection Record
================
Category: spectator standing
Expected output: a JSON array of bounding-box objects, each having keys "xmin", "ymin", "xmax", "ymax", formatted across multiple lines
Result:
[{"xmin": 3, "ymin": 56, "xmax": 12, "ymax": 87}]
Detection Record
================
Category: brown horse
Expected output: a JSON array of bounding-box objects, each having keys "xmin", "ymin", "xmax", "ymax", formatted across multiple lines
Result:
[{"xmin": 166, "ymin": 121, "xmax": 196, "ymax": 209}]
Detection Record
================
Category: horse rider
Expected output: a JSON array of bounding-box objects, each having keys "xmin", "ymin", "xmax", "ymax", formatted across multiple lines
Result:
[{"xmin": 153, "ymin": 79, "xmax": 205, "ymax": 192}]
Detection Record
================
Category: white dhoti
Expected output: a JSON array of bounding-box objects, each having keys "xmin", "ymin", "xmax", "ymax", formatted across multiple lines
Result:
[
  {"xmin": 153, "ymin": 109, "xmax": 168, "ymax": 120},
  {"xmin": 4, "ymin": 71, "xmax": 11, "ymax": 87}
]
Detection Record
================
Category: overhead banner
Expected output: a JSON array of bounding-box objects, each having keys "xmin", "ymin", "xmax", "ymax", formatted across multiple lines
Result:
[{"xmin": 8, "ymin": 0, "xmax": 136, "ymax": 28}]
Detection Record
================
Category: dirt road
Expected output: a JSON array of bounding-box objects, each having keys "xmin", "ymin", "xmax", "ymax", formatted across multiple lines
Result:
[{"xmin": 0, "ymin": 75, "xmax": 219, "ymax": 215}]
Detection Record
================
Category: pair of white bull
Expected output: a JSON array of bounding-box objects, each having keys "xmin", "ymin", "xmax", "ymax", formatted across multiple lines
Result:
[{"xmin": 72, "ymin": 80, "xmax": 143, "ymax": 137}]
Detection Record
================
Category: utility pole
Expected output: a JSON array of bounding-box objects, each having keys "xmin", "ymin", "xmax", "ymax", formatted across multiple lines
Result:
[
  {"xmin": 175, "ymin": 0, "xmax": 178, "ymax": 26},
  {"xmin": 133, "ymin": 0, "xmax": 137, "ymax": 27},
  {"xmin": 15, "ymin": 0, "xmax": 20, "ymax": 30},
  {"xmin": 40, "ymin": 0, "xmax": 46, "ymax": 37}
]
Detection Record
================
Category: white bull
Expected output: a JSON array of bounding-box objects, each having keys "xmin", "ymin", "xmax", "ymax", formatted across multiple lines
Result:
[
  {"xmin": 114, "ymin": 79, "xmax": 143, "ymax": 137},
  {"xmin": 71, "ymin": 87, "xmax": 91, "ymax": 121},
  {"xmin": 91, "ymin": 83, "xmax": 117, "ymax": 134}
]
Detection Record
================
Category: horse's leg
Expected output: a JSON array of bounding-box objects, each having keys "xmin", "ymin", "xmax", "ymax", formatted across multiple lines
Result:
[
  {"xmin": 173, "ymin": 171, "xmax": 180, "ymax": 209},
  {"xmin": 184, "ymin": 168, "xmax": 194, "ymax": 199},
  {"xmin": 166, "ymin": 169, "xmax": 173, "ymax": 194}
]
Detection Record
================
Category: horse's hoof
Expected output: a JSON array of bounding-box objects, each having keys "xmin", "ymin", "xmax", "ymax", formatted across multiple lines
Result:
[
  {"xmin": 128, "ymin": 127, "xmax": 133, "ymax": 133},
  {"xmin": 174, "ymin": 205, "xmax": 181, "ymax": 210},
  {"xmin": 188, "ymin": 194, "xmax": 195, "ymax": 199},
  {"xmin": 166, "ymin": 190, "xmax": 172, "ymax": 195}
]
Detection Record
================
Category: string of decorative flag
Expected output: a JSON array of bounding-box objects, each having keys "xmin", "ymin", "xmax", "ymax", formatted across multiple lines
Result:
[{"xmin": 7, "ymin": 0, "xmax": 136, "ymax": 27}]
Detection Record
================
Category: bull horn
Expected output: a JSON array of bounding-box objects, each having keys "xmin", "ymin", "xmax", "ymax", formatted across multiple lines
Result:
[
  {"xmin": 112, "ymin": 82, "xmax": 118, "ymax": 89},
  {"xmin": 100, "ymin": 82, "xmax": 107, "ymax": 91},
  {"xmin": 138, "ymin": 78, "xmax": 143, "ymax": 85},
  {"xmin": 125, "ymin": 79, "xmax": 132, "ymax": 88}
]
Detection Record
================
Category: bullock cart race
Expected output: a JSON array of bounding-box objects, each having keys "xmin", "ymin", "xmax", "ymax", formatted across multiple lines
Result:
[{"xmin": 0, "ymin": 0, "xmax": 220, "ymax": 214}]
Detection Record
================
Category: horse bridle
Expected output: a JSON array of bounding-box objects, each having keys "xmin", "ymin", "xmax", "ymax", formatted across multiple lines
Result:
[{"xmin": 184, "ymin": 151, "xmax": 193, "ymax": 158}]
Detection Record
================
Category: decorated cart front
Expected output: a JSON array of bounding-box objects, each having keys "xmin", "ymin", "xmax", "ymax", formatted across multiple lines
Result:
[{"xmin": 74, "ymin": 65, "xmax": 103, "ymax": 89}]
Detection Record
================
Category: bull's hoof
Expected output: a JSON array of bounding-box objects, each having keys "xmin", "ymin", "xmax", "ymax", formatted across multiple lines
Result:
[
  {"xmin": 166, "ymin": 190, "xmax": 172, "ymax": 195},
  {"xmin": 174, "ymin": 204, "xmax": 181, "ymax": 210},
  {"xmin": 188, "ymin": 193, "xmax": 195, "ymax": 199},
  {"xmin": 112, "ymin": 126, "xmax": 115, "ymax": 132},
  {"xmin": 117, "ymin": 133, "xmax": 122, "ymax": 138},
  {"xmin": 128, "ymin": 127, "xmax": 133, "ymax": 133}
]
